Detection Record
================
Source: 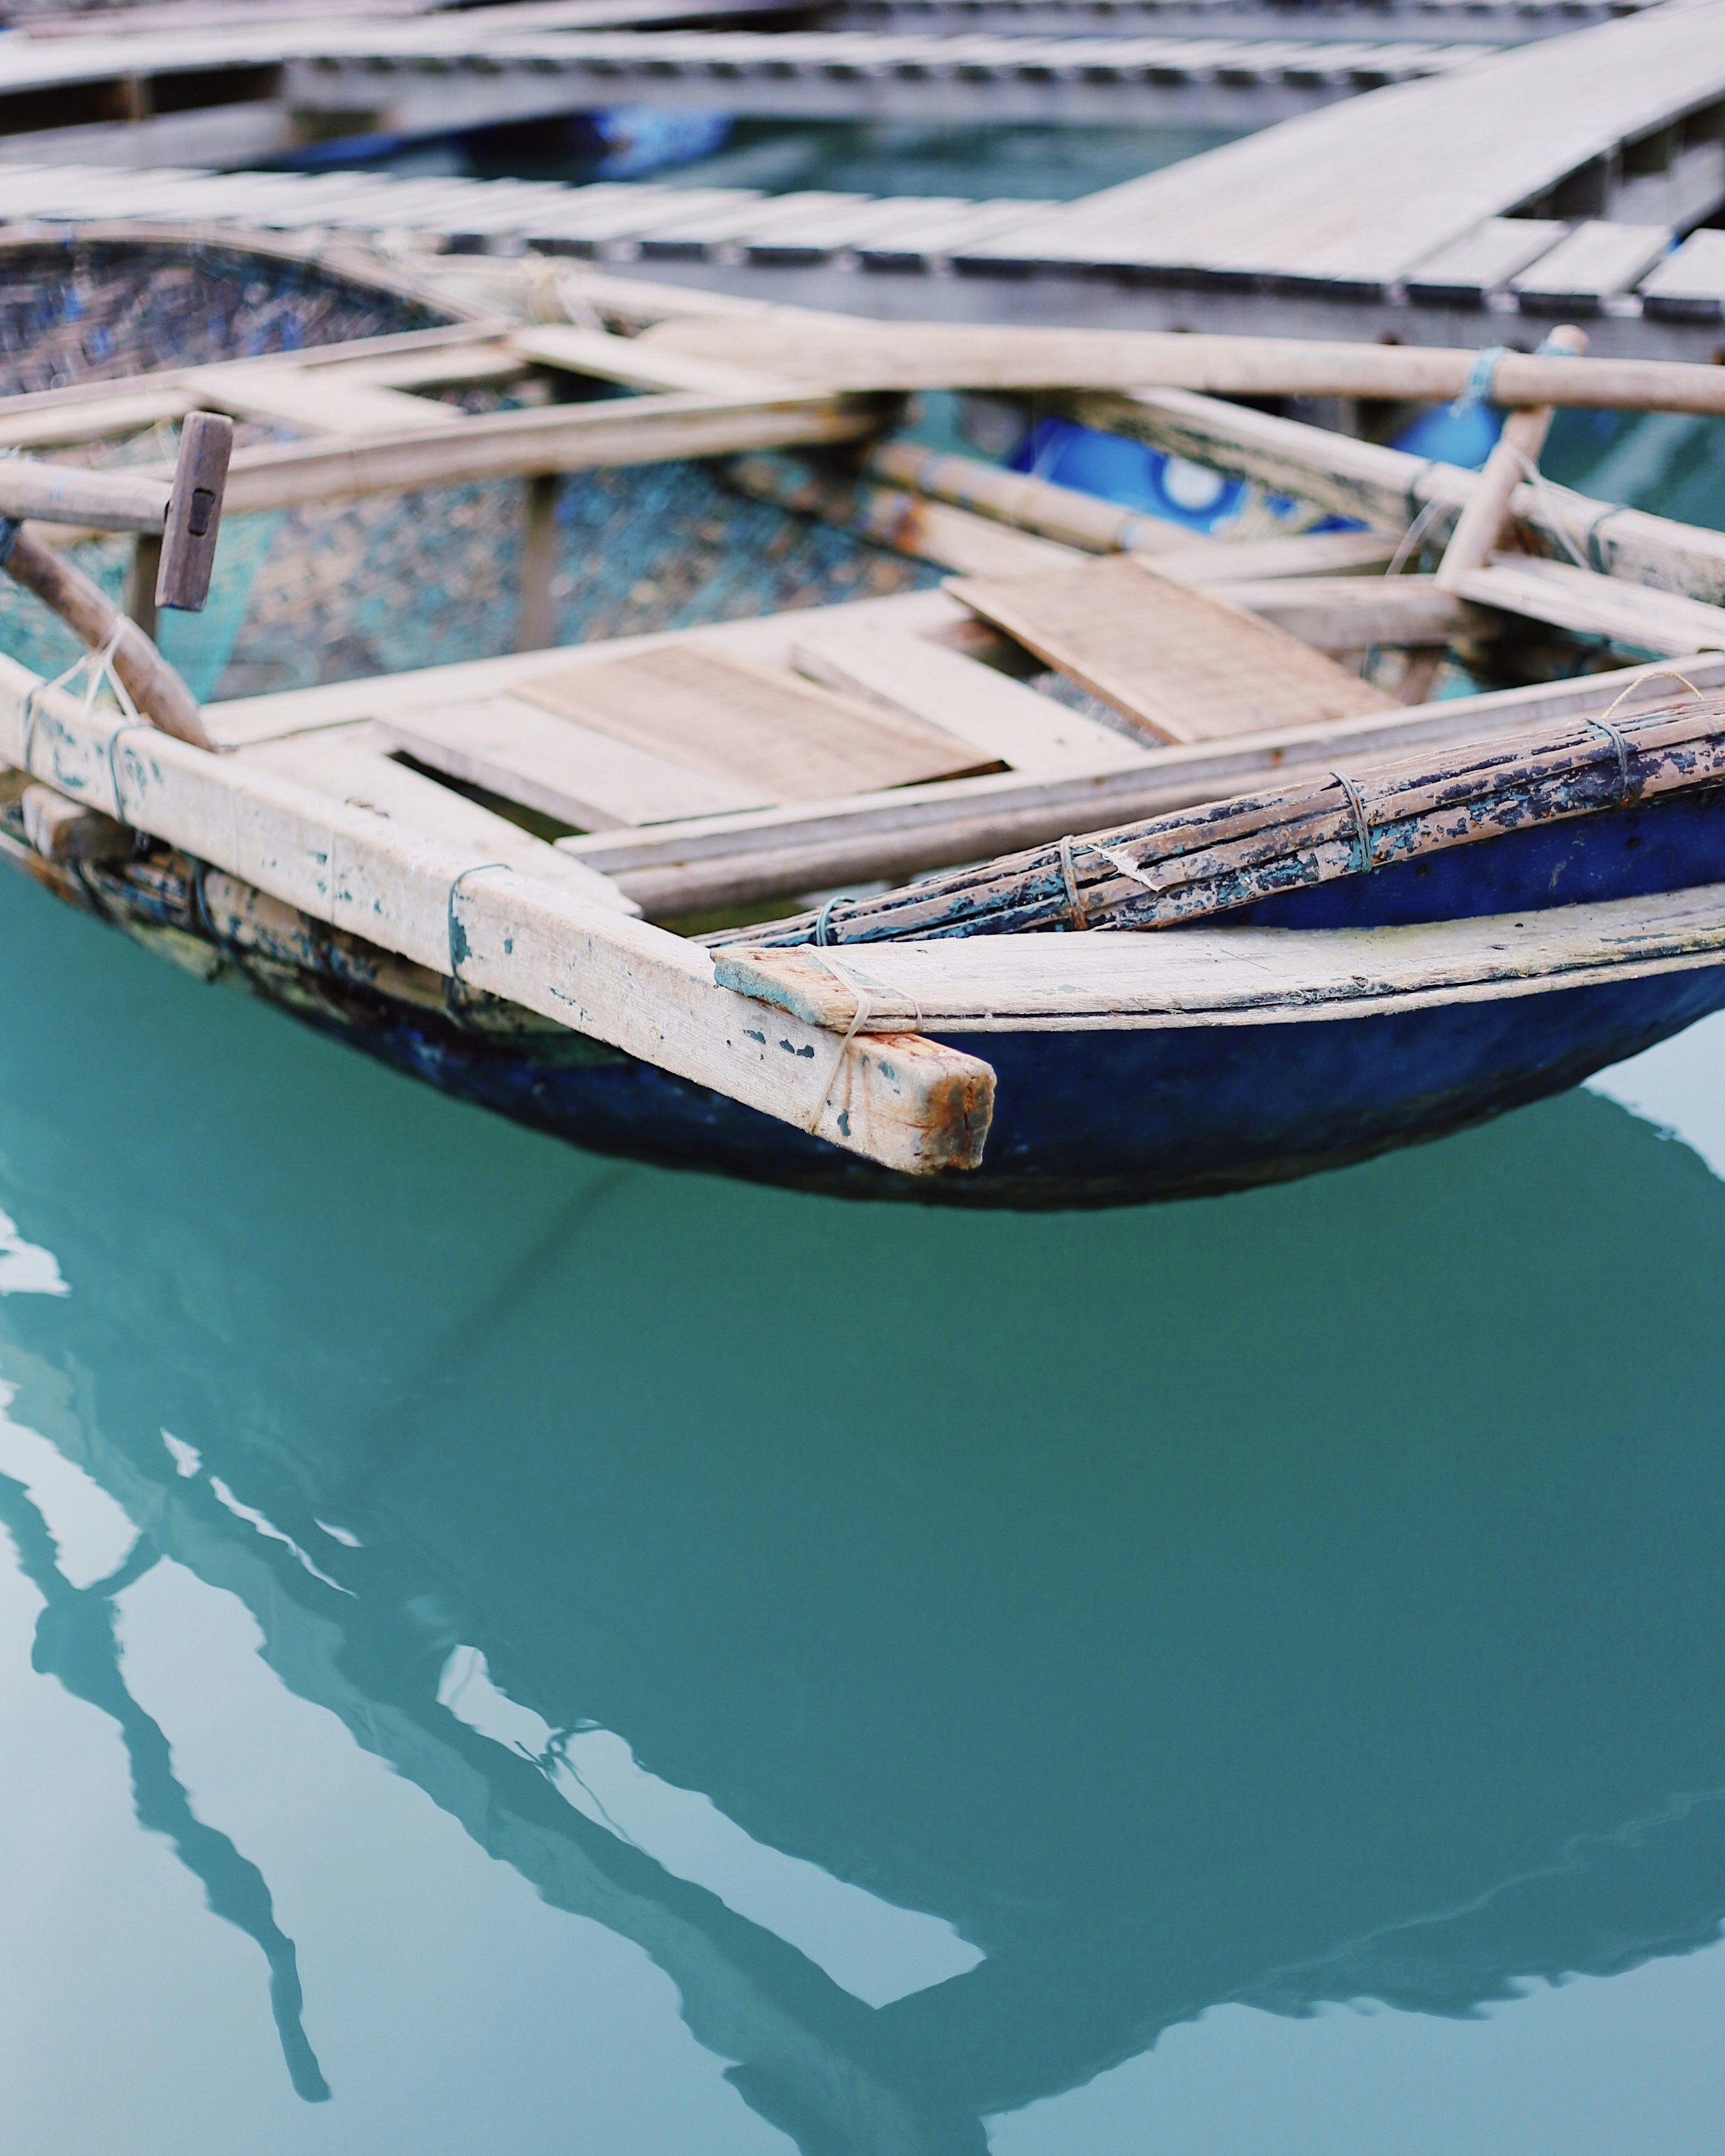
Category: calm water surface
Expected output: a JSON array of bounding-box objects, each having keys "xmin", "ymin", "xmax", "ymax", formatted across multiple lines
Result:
[
  {"xmin": 4, "ymin": 408, "xmax": 1725, "ymax": 2152},
  {"xmin": 1, "ymin": 853, "xmax": 1723, "ymax": 2154}
]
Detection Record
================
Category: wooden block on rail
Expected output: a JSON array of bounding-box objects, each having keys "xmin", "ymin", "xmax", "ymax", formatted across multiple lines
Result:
[
  {"xmin": 516, "ymin": 645, "xmax": 1003, "ymax": 800},
  {"xmin": 948, "ymin": 553, "xmax": 1394, "ymax": 742}
]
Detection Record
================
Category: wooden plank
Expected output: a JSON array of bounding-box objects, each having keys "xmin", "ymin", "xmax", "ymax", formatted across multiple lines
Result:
[
  {"xmin": 864, "ymin": 439, "xmax": 1207, "ymax": 557},
  {"xmin": 1155, "ymin": 530, "xmax": 1402, "ymax": 583},
  {"xmin": 1215, "ymin": 574, "xmax": 1468, "ymax": 651},
  {"xmin": 1510, "ymin": 220, "xmax": 1671, "ymax": 313},
  {"xmin": 238, "ymin": 725, "xmax": 640, "ymax": 911},
  {"xmin": 515, "ymin": 645, "xmax": 1002, "ymax": 799},
  {"xmin": 559, "ymin": 649, "xmax": 1725, "ymax": 915},
  {"xmin": 947, "ymin": 554, "xmax": 1394, "ymax": 741},
  {"xmin": 510, "ymin": 322, "xmax": 792, "ymax": 397},
  {"xmin": 712, "ymin": 883, "xmax": 1725, "ymax": 1031},
  {"xmin": 722, "ymin": 450, "xmax": 1081, "ymax": 575},
  {"xmin": 192, "ymin": 362, "xmax": 464, "ymax": 435},
  {"xmin": 1456, "ymin": 553, "xmax": 1725, "ymax": 655},
  {"xmin": 380, "ymin": 694, "xmax": 769, "ymax": 830},
  {"xmin": 641, "ymin": 311, "xmax": 1725, "ymax": 412},
  {"xmin": 213, "ymin": 390, "xmax": 879, "ymax": 513},
  {"xmin": 1402, "ymin": 217, "xmax": 1569, "ymax": 304},
  {"xmin": 789, "ymin": 623, "xmax": 1150, "ymax": 776},
  {"xmin": 0, "ymin": 651, "xmax": 989, "ymax": 1173}
]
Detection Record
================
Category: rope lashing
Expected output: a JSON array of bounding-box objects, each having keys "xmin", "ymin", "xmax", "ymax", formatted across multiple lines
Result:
[
  {"xmin": 814, "ymin": 892, "xmax": 848, "ymax": 947},
  {"xmin": 1586, "ymin": 666, "xmax": 1707, "ymax": 802},
  {"xmin": 1058, "ymin": 833, "xmax": 1091, "ymax": 929},
  {"xmin": 807, "ymin": 949, "xmax": 876, "ymax": 1135},
  {"xmin": 1330, "ymin": 769, "xmax": 1375, "ymax": 873},
  {"xmin": 1449, "ymin": 346, "xmax": 1512, "ymax": 418}
]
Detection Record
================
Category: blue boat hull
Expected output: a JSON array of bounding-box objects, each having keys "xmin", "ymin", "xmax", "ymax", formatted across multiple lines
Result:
[
  {"xmin": 293, "ymin": 782, "xmax": 1725, "ymax": 1206},
  {"xmin": 343, "ymin": 960, "xmax": 1725, "ymax": 1207},
  {"xmin": 23, "ymin": 780, "xmax": 1725, "ymax": 1208}
]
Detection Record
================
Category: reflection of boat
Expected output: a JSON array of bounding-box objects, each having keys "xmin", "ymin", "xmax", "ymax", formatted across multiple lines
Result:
[
  {"xmin": 13, "ymin": 244, "xmax": 1725, "ymax": 1201},
  {"xmin": 0, "ymin": 885, "xmax": 1721, "ymax": 2147}
]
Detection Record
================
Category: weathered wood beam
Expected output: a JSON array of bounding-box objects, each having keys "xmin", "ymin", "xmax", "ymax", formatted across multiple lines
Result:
[
  {"xmin": 641, "ymin": 315, "xmax": 1725, "ymax": 415},
  {"xmin": 0, "ymin": 654, "xmax": 992, "ymax": 1174},
  {"xmin": 211, "ymin": 389, "xmax": 885, "ymax": 513},
  {"xmin": 559, "ymin": 655, "xmax": 1725, "ymax": 916},
  {"xmin": 1070, "ymin": 388, "xmax": 1725, "ymax": 606},
  {"xmin": 713, "ymin": 884, "xmax": 1725, "ymax": 1033}
]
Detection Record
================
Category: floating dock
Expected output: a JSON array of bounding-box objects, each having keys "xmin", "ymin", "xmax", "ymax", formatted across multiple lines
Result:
[{"xmin": 1, "ymin": 1, "xmax": 1721, "ymax": 352}]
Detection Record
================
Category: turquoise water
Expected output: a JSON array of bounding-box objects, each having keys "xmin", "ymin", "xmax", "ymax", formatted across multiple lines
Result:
[
  {"xmin": 3, "ymin": 405, "xmax": 1725, "ymax": 2150},
  {"xmin": 1, "ymin": 828, "xmax": 1724, "ymax": 2152}
]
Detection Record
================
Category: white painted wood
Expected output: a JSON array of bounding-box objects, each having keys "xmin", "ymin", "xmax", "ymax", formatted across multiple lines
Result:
[
  {"xmin": 0, "ymin": 652, "xmax": 991, "ymax": 1172},
  {"xmin": 238, "ymin": 723, "xmax": 640, "ymax": 910},
  {"xmin": 713, "ymin": 883, "xmax": 1725, "ymax": 1031}
]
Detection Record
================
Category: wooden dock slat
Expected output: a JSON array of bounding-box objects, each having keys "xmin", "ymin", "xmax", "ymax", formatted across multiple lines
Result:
[
  {"xmin": 1638, "ymin": 228, "xmax": 1725, "ymax": 322},
  {"xmin": 1510, "ymin": 218, "xmax": 1671, "ymax": 313},
  {"xmin": 948, "ymin": 554, "xmax": 1394, "ymax": 741},
  {"xmin": 968, "ymin": 1, "xmax": 1725, "ymax": 289},
  {"xmin": 514, "ymin": 643, "xmax": 1004, "ymax": 798},
  {"xmin": 1402, "ymin": 217, "xmax": 1570, "ymax": 304}
]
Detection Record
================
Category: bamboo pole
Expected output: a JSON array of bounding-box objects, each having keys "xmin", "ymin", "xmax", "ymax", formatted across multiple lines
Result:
[
  {"xmin": 710, "ymin": 692, "xmax": 1725, "ymax": 950},
  {"xmin": 0, "ymin": 524, "xmax": 211, "ymax": 749},
  {"xmin": 641, "ymin": 315, "xmax": 1725, "ymax": 416},
  {"xmin": 1436, "ymin": 326, "xmax": 1587, "ymax": 594}
]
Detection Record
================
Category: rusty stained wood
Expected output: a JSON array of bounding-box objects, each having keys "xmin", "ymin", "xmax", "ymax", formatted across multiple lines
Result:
[{"xmin": 948, "ymin": 553, "xmax": 1394, "ymax": 743}]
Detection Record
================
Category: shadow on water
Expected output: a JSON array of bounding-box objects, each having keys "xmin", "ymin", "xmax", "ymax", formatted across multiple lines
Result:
[{"xmin": 0, "ymin": 872, "xmax": 1721, "ymax": 2150}]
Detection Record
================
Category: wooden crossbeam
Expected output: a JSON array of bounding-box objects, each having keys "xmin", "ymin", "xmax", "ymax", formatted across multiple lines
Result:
[{"xmin": 0, "ymin": 654, "xmax": 993, "ymax": 1176}]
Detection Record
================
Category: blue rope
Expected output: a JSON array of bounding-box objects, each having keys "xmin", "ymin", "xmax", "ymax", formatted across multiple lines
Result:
[{"xmin": 1449, "ymin": 345, "xmax": 1511, "ymax": 418}]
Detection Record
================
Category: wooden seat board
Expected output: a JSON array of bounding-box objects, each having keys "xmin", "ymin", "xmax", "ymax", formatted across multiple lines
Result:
[
  {"xmin": 380, "ymin": 694, "xmax": 771, "ymax": 830},
  {"xmin": 948, "ymin": 553, "xmax": 1394, "ymax": 743},
  {"xmin": 790, "ymin": 624, "xmax": 1149, "ymax": 777},
  {"xmin": 513, "ymin": 644, "xmax": 1003, "ymax": 801}
]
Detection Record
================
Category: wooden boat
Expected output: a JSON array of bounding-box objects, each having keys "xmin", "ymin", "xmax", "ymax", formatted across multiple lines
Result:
[{"xmin": 8, "ymin": 245, "xmax": 1725, "ymax": 1206}]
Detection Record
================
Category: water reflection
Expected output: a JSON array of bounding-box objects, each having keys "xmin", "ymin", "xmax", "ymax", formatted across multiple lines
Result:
[{"xmin": 0, "ymin": 875, "xmax": 1720, "ymax": 2152}]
